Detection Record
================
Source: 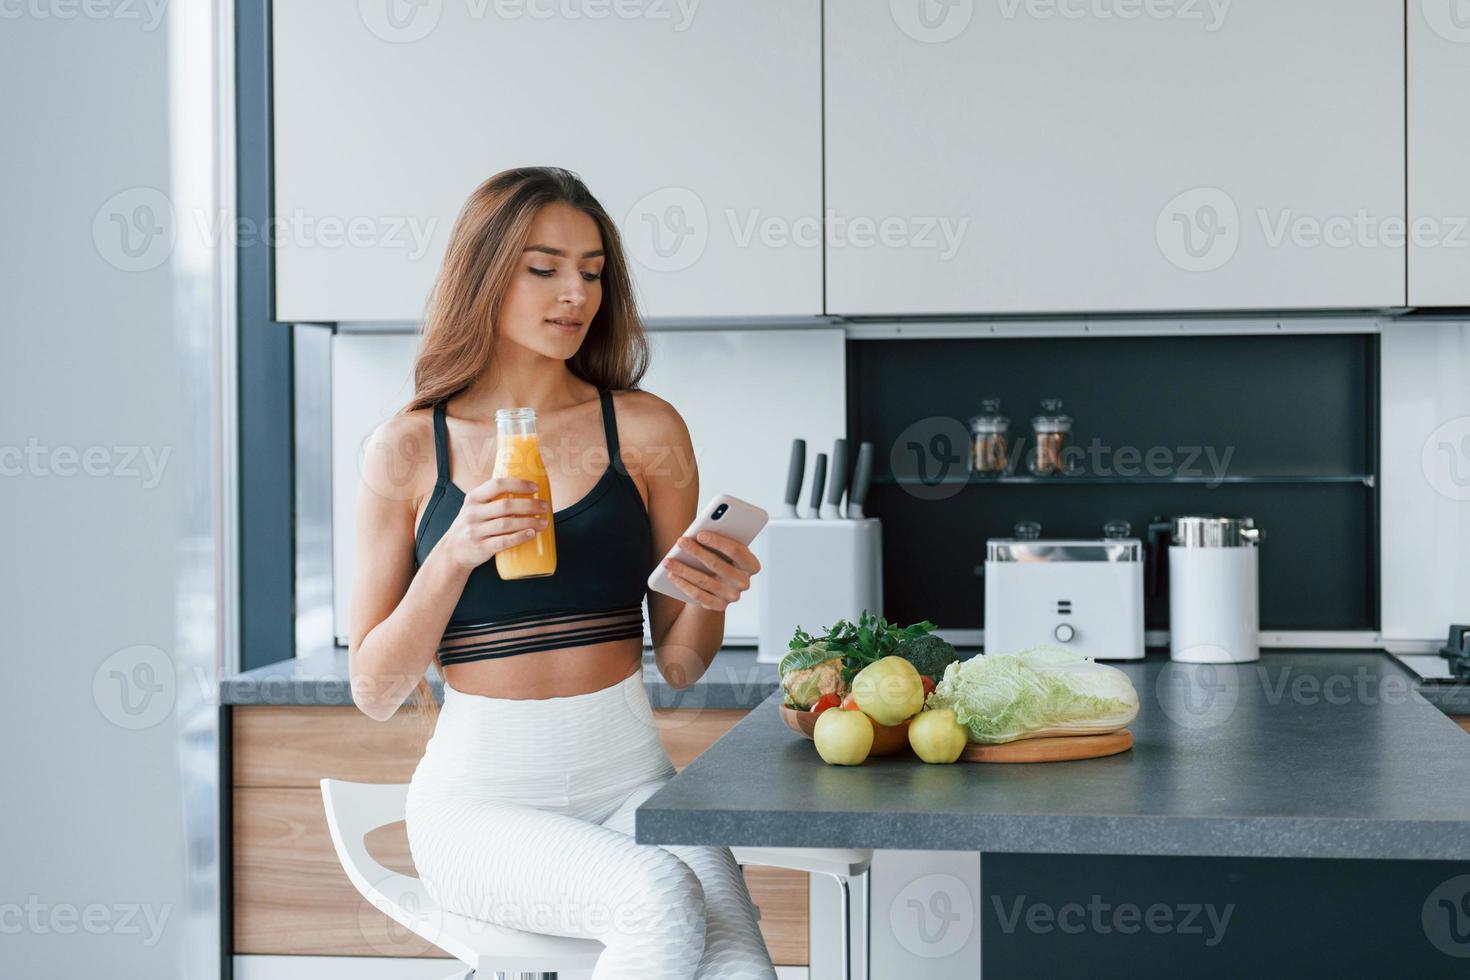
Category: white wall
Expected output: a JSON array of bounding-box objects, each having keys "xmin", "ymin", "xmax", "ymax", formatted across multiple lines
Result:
[
  {"xmin": 0, "ymin": 4, "xmax": 219, "ymax": 979},
  {"xmin": 1380, "ymin": 321, "xmax": 1470, "ymax": 645}
]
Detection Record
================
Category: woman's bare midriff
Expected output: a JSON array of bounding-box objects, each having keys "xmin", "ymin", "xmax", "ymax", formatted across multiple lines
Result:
[{"xmin": 439, "ymin": 638, "xmax": 644, "ymax": 699}]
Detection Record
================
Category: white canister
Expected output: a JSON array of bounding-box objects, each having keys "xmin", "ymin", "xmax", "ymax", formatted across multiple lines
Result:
[{"xmin": 1169, "ymin": 516, "xmax": 1262, "ymax": 663}]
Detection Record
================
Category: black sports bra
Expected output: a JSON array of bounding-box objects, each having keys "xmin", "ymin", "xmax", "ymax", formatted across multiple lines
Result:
[{"xmin": 413, "ymin": 389, "xmax": 653, "ymax": 666}]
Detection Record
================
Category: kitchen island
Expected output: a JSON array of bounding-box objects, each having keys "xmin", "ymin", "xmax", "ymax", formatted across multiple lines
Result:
[{"xmin": 635, "ymin": 651, "xmax": 1470, "ymax": 977}]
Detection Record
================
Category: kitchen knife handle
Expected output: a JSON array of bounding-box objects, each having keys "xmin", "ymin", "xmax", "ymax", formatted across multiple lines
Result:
[
  {"xmin": 808, "ymin": 453, "xmax": 827, "ymax": 519},
  {"xmin": 784, "ymin": 439, "xmax": 806, "ymax": 510},
  {"xmin": 826, "ymin": 439, "xmax": 849, "ymax": 511},
  {"xmin": 849, "ymin": 441, "xmax": 874, "ymax": 516}
]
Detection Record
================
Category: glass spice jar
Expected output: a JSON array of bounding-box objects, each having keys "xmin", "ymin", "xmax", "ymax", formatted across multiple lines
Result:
[
  {"xmin": 967, "ymin": 399, "xmax": 1010, "ymax": 474},
  {"xmin": 1029, "ymin": 398, "xmax": 1073, "ymax": 476}
]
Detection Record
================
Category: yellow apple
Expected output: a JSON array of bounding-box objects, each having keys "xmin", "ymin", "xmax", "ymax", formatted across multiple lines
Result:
[
  {"xmin": 813, "ymin": 705, "xmax": 874, "ymax": 765},
  {"xmin": 907, "ymin": 708, "xmax": 969, "ymax": 764},
  {"xmin": 851, "ymin": 656, "xmax": 926, "ymax": 726}
]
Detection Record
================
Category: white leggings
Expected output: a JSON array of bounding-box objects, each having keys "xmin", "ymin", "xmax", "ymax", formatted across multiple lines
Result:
[{"xmin": 405, "ymin": 664, "xmax": 776, "ymax": 980}]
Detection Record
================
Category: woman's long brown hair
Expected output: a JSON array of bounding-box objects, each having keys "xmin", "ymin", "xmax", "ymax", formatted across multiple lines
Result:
[{"xmin": 397, "ymin": 166, "xmax": 651, "ymax": 726}]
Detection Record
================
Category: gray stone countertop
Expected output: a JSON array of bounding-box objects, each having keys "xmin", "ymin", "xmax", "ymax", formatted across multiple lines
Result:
[
  {"xmin": 220, "ymin": 644, "xmax": 1470, "ymax": 719},
  {"xmin": 219, "ymin": 645, "xmax": 780, "ymax": 710},
  {"xmin": 634, "ymin": 651, "xmax": 1470, "ymax": 860}
]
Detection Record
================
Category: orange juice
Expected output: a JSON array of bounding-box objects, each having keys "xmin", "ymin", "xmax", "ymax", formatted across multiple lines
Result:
[{"xmin": 492, "ymin": 408, "xmax": 557, "ymax": 579}]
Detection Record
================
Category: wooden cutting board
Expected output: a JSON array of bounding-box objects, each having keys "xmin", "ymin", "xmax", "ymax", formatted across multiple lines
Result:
[{"xmin": 960, "ymin": 729, "xmax": 1133, "ymax": 763}]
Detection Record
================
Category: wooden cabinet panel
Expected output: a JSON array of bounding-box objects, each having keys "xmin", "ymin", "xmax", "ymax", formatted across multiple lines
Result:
[
  {"xmin": 233, "ymin": 787, "xmax": 442, "ymax": 958},
  {"xmin": 231, "ymin": 704, "xmax": 807, "ymax": 963},
  {"xmin": 233, "ymin": 705, "xmax": 752, "ymax": 786},
  {"xmin": 232, "ymin": 705, "xmax": 432, "ymax": 788}
]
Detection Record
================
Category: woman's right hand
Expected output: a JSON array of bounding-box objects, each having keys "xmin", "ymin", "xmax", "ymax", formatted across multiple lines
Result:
[{"xmin": 441, "ymin": 477, "xmax": 551, "ymax": 571}]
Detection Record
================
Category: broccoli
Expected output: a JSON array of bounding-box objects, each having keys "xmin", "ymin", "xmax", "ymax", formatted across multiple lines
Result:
[{"xmin": 894, "ymin": 633, "xmax": 959, "ymax": 680}]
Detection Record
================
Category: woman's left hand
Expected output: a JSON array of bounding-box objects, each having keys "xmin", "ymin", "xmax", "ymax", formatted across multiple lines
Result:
[{"xmin": 662, "ymin": 531, "xmax": 762, "ymax": 611}]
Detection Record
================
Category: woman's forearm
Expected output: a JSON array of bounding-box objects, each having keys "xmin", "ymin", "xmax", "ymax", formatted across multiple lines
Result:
[
  {"xmin": 352, "ymin": 544, "xmax": 470, "ymax": 719},
  {"xmin": 652, "ymin": 602, "xmax": 725, "ymax": 689}
]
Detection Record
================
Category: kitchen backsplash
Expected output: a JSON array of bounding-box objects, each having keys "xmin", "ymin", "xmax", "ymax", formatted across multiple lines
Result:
[{"xmin": 323, "ymin": 321, "xmax": 1469, "ymax": 651}]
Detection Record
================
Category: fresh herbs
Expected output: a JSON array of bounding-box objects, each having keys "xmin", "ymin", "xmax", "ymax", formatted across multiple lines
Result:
[{"xmin": 786, "ymin": 610, "xmax": 937, "ymax": 685}]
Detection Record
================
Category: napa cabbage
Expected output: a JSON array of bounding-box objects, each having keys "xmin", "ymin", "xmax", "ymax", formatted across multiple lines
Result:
[{"xmin": 927, "ymin": 645, "xmax": 1139, "ymax": 744}]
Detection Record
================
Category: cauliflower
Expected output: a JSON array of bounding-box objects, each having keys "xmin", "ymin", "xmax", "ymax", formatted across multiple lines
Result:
[{"xmin": 779, "ymin": 655, "xmax": 848, "ymax": 710}]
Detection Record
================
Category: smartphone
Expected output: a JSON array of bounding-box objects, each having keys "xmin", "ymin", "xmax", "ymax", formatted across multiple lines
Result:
[{"xmin": 647, "ymin": 494, "xmax": 769, "ymax": 603}]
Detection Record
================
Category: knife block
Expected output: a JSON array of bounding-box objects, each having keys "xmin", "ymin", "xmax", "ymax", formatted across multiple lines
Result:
[{"xmin": 754, "ymin": 517, "xmax": 884, "ymax": 663}]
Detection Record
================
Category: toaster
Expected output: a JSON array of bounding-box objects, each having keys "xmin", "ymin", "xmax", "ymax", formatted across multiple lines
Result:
[{"xmin": 983, "ymin": 524, "xmax": 1144, "ymax": 661}]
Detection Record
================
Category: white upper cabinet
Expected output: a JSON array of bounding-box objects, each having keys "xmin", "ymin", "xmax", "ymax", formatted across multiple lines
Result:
[
  {"xmin": 824, "ymin": 1, "xmax": 1405, "ymax": 316},
  {"xmin": 1408, "ymin": 1, "xmax": 1470, "ymax": 307},
  {"xmin": 272, "ymin": 1, "xmax": 822, "ymax": 322}
]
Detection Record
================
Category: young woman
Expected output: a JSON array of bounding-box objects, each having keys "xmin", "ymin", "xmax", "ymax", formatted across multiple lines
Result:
[{"xmin": 348, "ymin": 167, "xmax": 776, "ymax": 978}]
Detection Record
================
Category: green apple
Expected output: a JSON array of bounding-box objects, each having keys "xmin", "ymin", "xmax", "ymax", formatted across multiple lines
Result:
[
  {"xmin": 852, "ymin": 656, "xmax": 926, "ymax": 726},
  {"xmin": 907, "ymin": 708, "xmax": 969, "ymax": 764},
  {"xmin": 814, "ymin": 705, "xmax": 874, "ymax": 766}
]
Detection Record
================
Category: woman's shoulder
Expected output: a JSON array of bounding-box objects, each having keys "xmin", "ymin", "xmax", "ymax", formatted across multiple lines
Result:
[
  {"xmin": 608, "ymin": 388, "xmax": 690, "ymax": 448},
  {"xmin": 359, "ymin": 407, "xmax": 440, "ymax": 508}
]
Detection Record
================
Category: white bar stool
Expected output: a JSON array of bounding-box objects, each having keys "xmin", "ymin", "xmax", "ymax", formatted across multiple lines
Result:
[
  {"xmin": 732, "ymin": 846, "xmax": 873, "ymax": 980},
  {"xmin": 320, "ymin": 778, "xmax": 603, "ymax": 979},
  {"xmin": 322, "ymin": 778, "xmax": 872, "ymax": 979}
]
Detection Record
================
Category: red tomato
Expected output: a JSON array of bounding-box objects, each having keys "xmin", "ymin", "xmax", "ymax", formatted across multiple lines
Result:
[
  {"xmin": 921, "ymin": 675, "xmax": 936, "ymax": 699},
  {"xmin": 809, "ymin": 693, "xmax": 841, "ymax": 715},
  {"xmin": 841, "ymin": 693, "xmax": 861, "ymax": 710}
]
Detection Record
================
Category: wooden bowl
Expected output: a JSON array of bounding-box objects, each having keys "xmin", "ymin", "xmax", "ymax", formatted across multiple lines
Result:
[{"xmin": 779, "ymin": 704, "xmax": 912, "ymax": 756}]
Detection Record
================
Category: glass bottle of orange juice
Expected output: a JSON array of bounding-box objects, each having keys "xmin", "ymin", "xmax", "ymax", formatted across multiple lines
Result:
[{"xmin": 492, "ymin": 407, "xmax": 557, "ymax": 579}]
